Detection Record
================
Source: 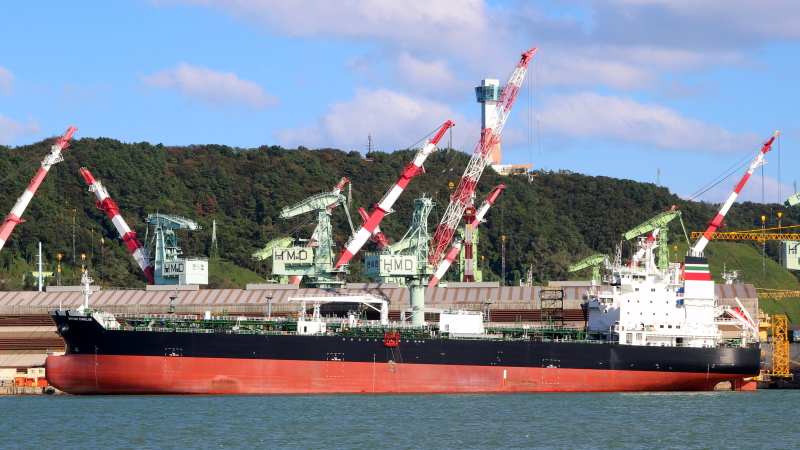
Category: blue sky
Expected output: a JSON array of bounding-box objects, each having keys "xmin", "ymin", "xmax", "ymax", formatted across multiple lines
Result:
[{"xmin": 1, "ymin": 0, "xmax": 799, "ymax": 207}]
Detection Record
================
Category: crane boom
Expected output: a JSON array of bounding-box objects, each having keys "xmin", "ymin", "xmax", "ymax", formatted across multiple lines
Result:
[
  {"xmin": 357, "ymin": 207, "xmax": 389, "ymax": 248},
  {"xmin": 689, "ymin": 231, "xmax": 800, "ymax": 242},
  {"xmin": 428, "ymin": 47, "xmax": 537, "ymax": 268},
  {"xmin": 690, "ymin": 130, "xmax": 781, "ymax": 256},
  {"xmin": 79, "ymin": 167, "xmax": 155, "ymax": 285},
  {"xmin": 622, "ymin": 206, "xmax": 681, "ymax": 240},
  {"xmin": 428, "ymin": 184, "xmax": 505, "ymax": 287},
  {"xmin": 334, "ymin": 120, "xmax": 455, "ymax": 268},
  {"xmin": 0, "ymin": 126, "xmax": 77, "ymax": 252}
]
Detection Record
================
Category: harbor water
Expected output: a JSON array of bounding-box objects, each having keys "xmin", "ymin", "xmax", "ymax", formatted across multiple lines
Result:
[{"xmin": 3, "ymin": 391, "xmax": 798, "ymax": 449}]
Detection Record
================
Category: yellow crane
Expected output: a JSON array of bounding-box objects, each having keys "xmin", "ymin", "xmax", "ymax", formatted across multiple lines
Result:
[
  {"xmin": 690, "ymin": 224, "xmax": 800, "ymax": 243},
  {"xmin": 756, "ymin": 289, "xmax": 800, "ymax": 300},
  {"xmin": 771, "ymin": 314, "xmax": 791, "ymax": 377}
]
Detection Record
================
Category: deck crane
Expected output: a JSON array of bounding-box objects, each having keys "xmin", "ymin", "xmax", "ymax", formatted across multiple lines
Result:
[
  {"xmin": 568, "ymin": 207, "xmax": 686, "ymax": 282},
  {"xmin": 622, "ymin": 206, "xmax": 686, "ymax": 271},
  {"xmin": 683, "ymin": 131, "xmax": 779, "ymax": 300},
  {"xmin": 428, "ymin": 184, "xmax": 505, "ymax": 286},
  {"xmin": 145, "ymin": 213, "xmax": 207, "ymax": 285},
  {"xmin": 334, "ymin": 120, "xmax": 455, "ymax": 268},
  {"xmin": 428, "ymin": 47, "xmax": 537, "ymax": 287},
  {"xmin": 78, "ymin": 167, "xmax": 155, "ymax": 285},
  {"xmin": 272, "ymin": 192, "xmax": 351, "ymax": 288},
  {"xmin": 0, "ymin": 126, "xmax": 77, "ymax": 253}
]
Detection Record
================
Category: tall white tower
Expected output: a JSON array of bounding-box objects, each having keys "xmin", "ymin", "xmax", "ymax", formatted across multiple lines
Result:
[{"xmin": 475, "ymin": 79, "xmax": 503, "ymax": 165}]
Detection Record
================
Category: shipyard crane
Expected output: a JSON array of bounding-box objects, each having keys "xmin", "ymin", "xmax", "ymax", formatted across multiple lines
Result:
[
  {"xmin": 144, "ymin": 213, "xmax": 207, "ymax": 285},
  {"xmin": 252, "ymin": 236, "xmax": 296, "ymax": 284},
  {"xmin": 428, "ymin": 184, "xmax": 505, "ymax": 286},
  {"xmin": 334, "ymin": 120, "xmax": 455, "ymax": 268},
  {"xmin": 427, "ymin": 48, "xmax": 537, "ymax": 286},
  {"xmin": 681, "ymin": 131, "xmax": 779, "ymax": 304},
  {"xmin": 568, "ymin": 254, "xmax": 610, "ymax": 282},
  {"xmin": 364, "ymin": 196, "xmax": 435, "ymax": 323},
  {"xmin": 689, "ymin": 131, "xmax": 781, "ymax": 257},
  {"xmin": 755, "ymin": 289, "xmax": 800, "ymax": 300},
  {"xmin": 689, "ymin": 227, "xmax": 800, "ymax": 243},
  {"xmin": 78, "ymin": 167, "xmax": 155, "ymax": 285},
  {"xmin": 288, "ymin": 177, "xmax": 349, "ymax": 284},
  {"xmin": 0, "ymin": 126, "xmax": 77, "ymax": 253},
  {"xmin": 273, "ymin": 192, "xmax": 351, "ymax": 288}
]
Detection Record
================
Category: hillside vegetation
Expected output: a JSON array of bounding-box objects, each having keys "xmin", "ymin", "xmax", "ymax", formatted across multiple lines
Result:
[{"xmin": 1, "ymin": 135, "xmax": 800, "ymax": 321}]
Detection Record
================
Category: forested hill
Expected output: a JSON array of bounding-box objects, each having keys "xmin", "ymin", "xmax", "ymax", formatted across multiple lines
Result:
[{"xmin": 0, "ymin": 136, "xmax": 797, "ymax": 294}]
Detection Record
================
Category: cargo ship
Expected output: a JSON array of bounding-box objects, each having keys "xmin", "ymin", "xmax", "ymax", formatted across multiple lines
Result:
[{"xmin": 45, "ymin": 254, "xmax": 762, "ymax": 394}]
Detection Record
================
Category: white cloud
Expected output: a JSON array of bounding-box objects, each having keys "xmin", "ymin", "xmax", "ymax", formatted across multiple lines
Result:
[
  {"xmin": 541, "ymin": 91, "xmax": 761, "ymax": 153},
  {"xmin": 390, "ymin": 53, "xmax": 471, "ymax": 96},
  {"xmin": 0, "ymin": 114, "xmax": 40, "ymax": 144},
  {"xmin": 152, "ymin": 0, "xmax": 491, "ymax": 59},
  {"xmin": 0, "ymin": 66, "xmax": 14, "ymax": 96},
  {"xmin": 140, "ymin": 63, "xmax": 280, "ymax": 110},
  {"xmin": 541, "ymin": 55, "xmax": 659, "ymax": 91},
  {"xmin": 275, "ymin": 88, "xmax": 464, "ymax": 151},
  {"xmin": 606, "ymin": 0, "xmax": 800, "ymax": 41}
]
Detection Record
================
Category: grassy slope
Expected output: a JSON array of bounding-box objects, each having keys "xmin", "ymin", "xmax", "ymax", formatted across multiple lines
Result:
[{"xmin": 207, "ymin": 258, "xmax": 267, "ymax": 289}]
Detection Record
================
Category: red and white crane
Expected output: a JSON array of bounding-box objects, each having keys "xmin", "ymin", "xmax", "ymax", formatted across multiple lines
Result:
[
  {"xmin": 428, "ymin": 48, "xmax": 537, "ymax": 272},
  {"xmin": 428, "ymin": 184, "xmax": 505, "ymax": 287},
  {"xmin": 78, "ymin": 167, "xmax": 155, "ymax": 285},
  {"xmin": 356, "ymin": 207, "xmax": 389, "ymax": 248},
  {"xmin": 0, "ymin": 126, "xmax": 78, "ymax": 253},
  {"xmin": 334, "ymin": 120, "xmax": 455, "ymax": 268},
  {"xmin": 689, "ymin": 130, "xmax": 781, "ymax": 257}
]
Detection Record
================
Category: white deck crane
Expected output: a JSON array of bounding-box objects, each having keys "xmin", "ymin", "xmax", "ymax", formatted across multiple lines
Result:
[
  {"xmin": 334, "ymin": 120, "xmax": 455, "ymax": 268},
  {"xmin": 427, "ymin": 48, "xmax": 538, "ymax": 287},
  {"xmin": 0, "ymin": 127, "xmax": 77, "ymax": 252}
]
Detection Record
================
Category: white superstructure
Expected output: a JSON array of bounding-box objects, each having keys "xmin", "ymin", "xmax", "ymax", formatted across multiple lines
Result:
[{"xmin": 584, "ymin": 237, "xmax": 756, "ymax": 348}]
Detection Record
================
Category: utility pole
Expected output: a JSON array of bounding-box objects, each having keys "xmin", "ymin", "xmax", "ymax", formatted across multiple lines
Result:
[
  {"xmin": 71, "ymin": 208, "xmax": 77, "ymax": 265},
  {"xmin": 762, "ymin": 215, "xmax": 766, "ymax": 276},
  {"xmin": 778, "ymin": 212, "xmax": 783, "ymax": 267},
  {"xmin": 501, "ymin": 235, "xmax": 506, "ymax": 286}
]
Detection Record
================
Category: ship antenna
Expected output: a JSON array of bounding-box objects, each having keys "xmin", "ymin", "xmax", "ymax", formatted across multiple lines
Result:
[{"xmin": 80, "ymin": 270, "xmax": 94, "ymax": 313}]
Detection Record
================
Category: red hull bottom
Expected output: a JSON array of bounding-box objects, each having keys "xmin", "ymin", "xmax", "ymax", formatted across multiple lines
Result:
[{"xmin": 46, "ymin": 355, "xmax": 753, "ymax": 395}]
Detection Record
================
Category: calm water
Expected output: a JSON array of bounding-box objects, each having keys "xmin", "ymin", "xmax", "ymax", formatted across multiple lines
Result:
[{"xmin": 3, "ymin": 391, "xmax": 799, "ymax": 449}]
